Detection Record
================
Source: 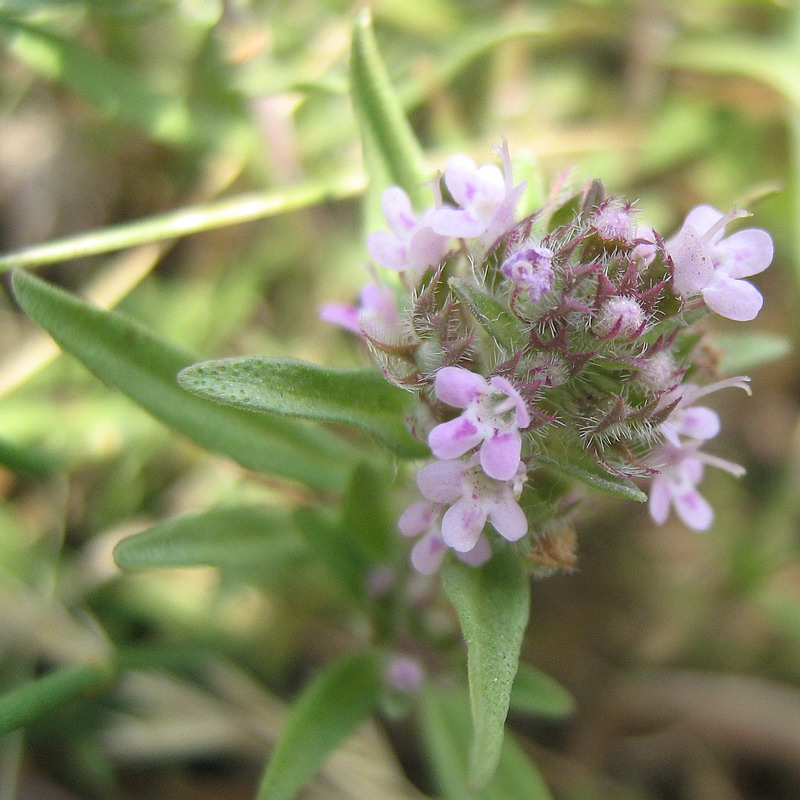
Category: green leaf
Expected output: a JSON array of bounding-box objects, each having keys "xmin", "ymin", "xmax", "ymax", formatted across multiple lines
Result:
[
  {"xmin": 350, "ymin": 7, "xmax": 429, "ymax": 208},
  {"xmin": 341, "ymin": 462, "xmax": 396, "ymax": 562},
  {"xmin": 449, "ymin": 277, "xmax": 528, "ymax": 352},
  {"xmin": 441, "ymin": 549, "xmax": 530, "ymax": 790},
  {"xmin": 0, "ymin": 436, "xmax": 57, "ymax": 476},
  {"xmin": 0, "ymin": 665, "xmax": 112, "ymax": 737},
  {"xmin": 11, "ymin": 270, "xmax": 352, "ymax": 493},
  {"xmin": 113, "ymin": 506, "xmax": 306, "ymax": 572},
  {"xmin": 293, "ymin": 507, "xmax": 370, "ymax": 604},
  {"xmin": 419, "ymin": 686, "xmax": 553, "ymax": 800},
  {"xmin": 509, "ymin": 663, "xmax": 575, "ymax": 719},
  {"xmin": 257, "ymin": 651, "xmax": 384, "ymax": 800},
  {"xmin": 177, "ymin": 356, "xmax": 428, "ymax": 459},
  {"xmin": 714, "ymin": 331, "xmax": 791, "ymax": 375}
]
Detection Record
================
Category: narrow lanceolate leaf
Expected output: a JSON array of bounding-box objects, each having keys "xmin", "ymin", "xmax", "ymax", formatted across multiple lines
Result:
[
  {"xmin": 113, "ymin": 506, "xmax": 307, "ymax": 573},
  {"xmin": 257, "ymin": 651, "xmax": 384, "ymax": 800},
  {"xmin": 449, "ymin": 277, "xmax": 528, "ymax": 352},
  {"xmin": 441, "ymin": 550, "xmax": 531, "ymax": 790},
  {"xmin": 341, "ymin": 462, "xmax": 396, "ymax": 561},
  {"xmin": 0, "ymin": 665, "xmax": 112, "ymax": 737},
  {"xmin": 350, "ymin": 7, "xmax": 429, "ymax": 208},
  {"xmin": 178, "ymin": 357, "xmax": 428, "ymax": 459},
  {"xmin": 509, "ymin": 663, "xmax": 575, "ymax": 719},
  {"xmin": 419, "ymin": 687, "xmax": 553, "ymax": 800},
  {"xmin": 11, "ymin": 271, "xmax": 353, "ymax": 493}
]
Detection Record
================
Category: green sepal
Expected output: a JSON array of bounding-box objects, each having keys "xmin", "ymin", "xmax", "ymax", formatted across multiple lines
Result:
[{"xmin": 449, "ymin": 277, "xmax": 528, "ymax": 352}]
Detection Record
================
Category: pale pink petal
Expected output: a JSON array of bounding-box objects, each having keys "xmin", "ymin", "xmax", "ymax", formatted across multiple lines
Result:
[
  {"xmin": 435, "ymin": 367, "xmax": 488, "ymax": 407},
  {"xmin": 443, "ymin": 154, "xmax": 480, "ymax": 207},
  {"xmin": 319, "ymin": 303, "xmax": 361, "ymax": 334},
  {"xmin": 381, "ymin": 187, "xmax": 417, "ymax": 237},
  {"xmin": 681, "ymin": 455, "xmax": 705, "ymax": 485},
  {"xmin": 489, "ymin": 376, "xmax": 530, "ymax": 427},
  {"xmin": 676, "ymin": 406, "xmax": 720, "ymax": 441},
  {"xmin": 417, "ymin": 460, "xmax": 466, "ymax": 504},
  {"xmin": 428, "ymin": 416, "xmax": 483, "ymax": 459},
  {"xmin": 457, "ymin": 533, "xmax": 492, "ymax": 567},
  {"xmin": 702, "ymin": 274, "xmax": 763, "ymax": 321},
  {"xmin": 648, "ymin": 477, "xmax": 671, "ymax": 524},
  {"xmin": 715, "ymin": 228, "xmax": 773, "ymax": 279},
  {"xmin": 441, "ymin": 498, "xmax": 487, "ymax": 552},
  {"xmin": 682, "ymin": 205, "xmax": 725, "ymax": 242},
  {"xmin": 367, "ymin": 231, "xmax": 408, "ymax": 271},
  {"xmin": 673, "ymin": 487, "xmax": 713, "ymax": 531},
  {"xmin": 398, "ymin": 501, "xmax": 433, "ymax": 537},
  {"xmin": 410, "ymin": 533, "xmax": 447, "ymax": 574},
  {"xmin": 487, "ymin": 490, "xmax": 528, "ymax": 542},
  {"xmin": 407, "ymin": 226, "xmax": 449, "ymax": 274},
  {"xmin": 669, "ymin": 227, "xmax": 715, "ymax": 296},
  {"xmin": 475, "ymin": 164, "xmax": 506, "ymax": 210},
  {"xmin": 431, "ymin": 207, "xmax": 485, "ymax": 238},
  {"xmin": 480, "ymin": 432, "xmax": 522, "ymax": 481}
]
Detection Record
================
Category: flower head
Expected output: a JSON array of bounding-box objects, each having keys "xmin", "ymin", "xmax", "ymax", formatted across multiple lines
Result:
[
  {"xmin": 428, "ymin": 366, "xmax": 530, "ymax": 481},
  {"xmin": 667, "ymin": 205, "xmax": 773, "ymax": 321},
  {"xmin": 367, "ymin": 187, "xmax": 449, "ymax": 279},
  {"xmin": 500, "ymin": 244, "xmax": 555, "ymax": 302},
  {"xmin": 416, "ymin": 457, "xmax": 528, "ymax": 552}
]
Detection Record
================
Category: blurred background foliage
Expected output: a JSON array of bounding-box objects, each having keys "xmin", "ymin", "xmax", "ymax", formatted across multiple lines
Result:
[{"xmin": 1, "ymin": 0, "xmax": 799, "ymax": 798}]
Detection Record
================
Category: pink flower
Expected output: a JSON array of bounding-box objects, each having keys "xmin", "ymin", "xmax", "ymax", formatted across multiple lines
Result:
[
  {"xmin": 431, "ymin": 141, "xmax": 525, "ymax": 249},
  {"xmin": 649, "ymin": 375, "xmax": 750, "ymax": 530},
  {"xmin": 367, "ymin": 187, "xmax": 449, "ymax": 280},
  {"xmin": 398, "ymin": 499, "xmax": 491, "ymax": 574},
  {"xmin": 415, "ymin": 457, "xmax": 528, "ymax": 552},
  {"xmin": 648, "ymin": 441, "xmax": 744, "ymax": 531},
  {"xmin": 667, "ymin": 205, "xmax": 773, "ymax": 321},
  {"xmin": 500, "ymin": 244, "xmax": 555, "ymax": 302},
  {"xmin": 319, "ymin": 283, "xmax": 400, "ymax": 338},
  {"xmin": 428, "ymin": 366, "xmax": 530, "ymax": 481},
  {"xmin": 658, "ymin": 376, "xmax": 751, "ymax": 446}
]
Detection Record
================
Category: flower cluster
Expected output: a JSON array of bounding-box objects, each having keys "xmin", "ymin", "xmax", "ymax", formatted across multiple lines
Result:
[{"xmin": 322, "ymin": 142, "xmax": 773, "ymax": 574}]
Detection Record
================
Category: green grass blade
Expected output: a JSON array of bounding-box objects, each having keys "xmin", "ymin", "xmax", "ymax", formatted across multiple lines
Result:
[
  {"xmin": 257, "ymin": 651, "xmax": 384, "ymax": 800},
  {"xmin": 178, "ymin": 356, "xmax": 428, "ymax": 459},
  {"xmin": 350, "ymin": 7, "xmax": 429, "ymax": 208},
  {"xmin": 0, "ymin": 175, "xmax": 363, "ymax": 272},
  {"xmin": 441, "ymin": 549, "xmax": 530, "ymax": 790},
  {"xmin": 11, "ymin": 271, "xmax": 353, "ymax": 492},
  {"xmin": 0, "ymin": 665, "xmax": 112, "ymax": 737}
]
